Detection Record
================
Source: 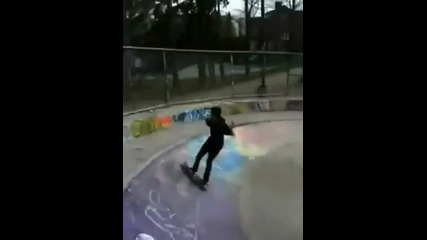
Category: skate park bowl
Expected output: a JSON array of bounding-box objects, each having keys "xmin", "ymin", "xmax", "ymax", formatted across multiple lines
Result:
[{"xmin": 123, "ymin": 97, "xmax": 303, "ymax": 240}]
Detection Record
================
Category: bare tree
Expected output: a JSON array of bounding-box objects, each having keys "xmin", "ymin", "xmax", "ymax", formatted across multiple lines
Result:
[
  {"xmin": 248, "ymin": 0, "xmax": 261, "ymax": 17},
  {"xmin": 238, "ymin": 0, "xmax": 261, "ymax": 17},
  {"xmin": 282, "ymin": 0, "xmax": 303, "ymax": 10},
  {"xmin": 241, "ymin": 0, "xmax": 303, "ymax": 16}
]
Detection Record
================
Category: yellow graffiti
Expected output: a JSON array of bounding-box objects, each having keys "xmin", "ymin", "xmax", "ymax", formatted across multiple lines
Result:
[
  {"xmin": 130, "ymin": 119, "xmax": 152, "ymax": 138},
  {"xmin": 129, "ymin": 116, "xmax": 174, "ymax": 138},
  {"xmin": 229, "ymin": 103, "xmax": 250, "ymax": 115}
]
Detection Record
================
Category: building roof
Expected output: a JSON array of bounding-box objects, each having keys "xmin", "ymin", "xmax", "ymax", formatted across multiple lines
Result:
[{"xmin": 266, "ymin": 5, "xmax": 303, "ymax": 18}]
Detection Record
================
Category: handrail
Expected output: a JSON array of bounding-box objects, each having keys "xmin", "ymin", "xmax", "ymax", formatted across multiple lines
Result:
[
  {"xmin": 123, "ymin": 46, "xmax": 303, "ymax": 56},
  {"xmin": 123, "ymin": 95, "xmax": 303, "ymax": 117}
]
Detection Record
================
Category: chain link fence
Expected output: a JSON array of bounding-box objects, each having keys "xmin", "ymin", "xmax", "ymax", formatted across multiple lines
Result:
[{"xmin": 123, "ymin": 46, "xmax": 303, "ymax": 113}]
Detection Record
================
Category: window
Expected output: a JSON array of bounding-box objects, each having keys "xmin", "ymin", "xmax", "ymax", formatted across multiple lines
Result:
[{"xmin": 281, "ymin": 33, "xmax": 290, "ymax": 41}]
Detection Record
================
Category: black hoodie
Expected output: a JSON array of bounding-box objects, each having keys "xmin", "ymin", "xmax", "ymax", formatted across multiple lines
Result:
[{"xmin": 205, "ymin": 116, "xmax": 233, "ymax": 146}]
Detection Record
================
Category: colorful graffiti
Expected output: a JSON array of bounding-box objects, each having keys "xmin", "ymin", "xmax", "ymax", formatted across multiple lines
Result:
[
  {"xmin": 130, "ymin": 116, "xmax": 173, "ymax": 138},
  {"xmin": 173, "ymin": 108, "xmax": 211, "ymax": 123},
  {"xmin": 183, "ymin": 134, "xmax": 267, "ymax": 180},
  {"xmin": 124, "ymin": 99, "xmax": 303, "ymax": 141}
]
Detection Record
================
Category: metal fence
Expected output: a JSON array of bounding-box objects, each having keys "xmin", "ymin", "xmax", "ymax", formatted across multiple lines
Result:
[{"xmin": 123, "ymin": 46, "xmax": 303, "ymax": 114}]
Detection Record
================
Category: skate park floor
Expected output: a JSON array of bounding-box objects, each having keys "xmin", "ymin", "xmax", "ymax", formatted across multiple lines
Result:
[{"xmin": 123, "ymin": 118, "xmax": 303, "ymax": 240}]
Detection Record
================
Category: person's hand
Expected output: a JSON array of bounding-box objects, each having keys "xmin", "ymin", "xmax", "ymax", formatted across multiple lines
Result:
[{"xmin": 230, "ymin": 121, "xmax": 236, "ymax": 136}]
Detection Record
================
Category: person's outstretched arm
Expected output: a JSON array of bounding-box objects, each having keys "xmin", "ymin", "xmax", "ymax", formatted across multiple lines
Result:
[{"xmin": 223, "ymin": 122, "xmax": 235, "ymax": 136}]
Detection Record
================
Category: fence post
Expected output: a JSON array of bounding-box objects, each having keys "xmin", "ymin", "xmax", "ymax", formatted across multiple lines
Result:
[
  {"xmin": 257, "ymin": 52, "xmax": 268, "ymax": 94},
  {"xmin": 123, "ymin": 48, "xmax": 134, "ymax": 110},
  {"xmin": 285, "ymin": 56, "xmax": 290, "ymax": 96},
  {"xmin": 230, "ymin": 53, "xmax": 235, "ymax": 98},
  {"xmin": 162, "ymin": 50, "xmax": 170, "ymax": 104},
  {"xmin": 261, "ymin": 53, "xmax": 266, "ymax": 85}
]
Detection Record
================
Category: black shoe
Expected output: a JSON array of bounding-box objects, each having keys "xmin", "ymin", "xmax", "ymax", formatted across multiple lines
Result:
[{"xmin": 199, "ymin": 183, "xmax": 207, "ymax": 191}]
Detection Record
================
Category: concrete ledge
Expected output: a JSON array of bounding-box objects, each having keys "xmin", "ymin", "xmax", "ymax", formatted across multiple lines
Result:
[
  {"xmin": 123, "ymin": 111, "xmax": 303, "ymax": 190},
  {"xmin": 123, "ymin": 97, "xmax": 303, "ymax": 144}
]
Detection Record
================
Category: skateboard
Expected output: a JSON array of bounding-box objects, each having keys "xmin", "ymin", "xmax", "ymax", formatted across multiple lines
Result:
[{"xmin": 180, "ymin": 162, "xmax": 207, "ymax": 191}]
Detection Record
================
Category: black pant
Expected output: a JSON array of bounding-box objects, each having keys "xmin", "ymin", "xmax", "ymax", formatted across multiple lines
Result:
[{"xmin": 192, "ymin": 140, "xmax": 222, "ymax": 184}]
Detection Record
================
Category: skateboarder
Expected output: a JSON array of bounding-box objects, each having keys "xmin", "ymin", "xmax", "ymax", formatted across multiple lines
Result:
[{"xmin": 191, "ymin": 106, "xmax": 234, "ymax": 188}]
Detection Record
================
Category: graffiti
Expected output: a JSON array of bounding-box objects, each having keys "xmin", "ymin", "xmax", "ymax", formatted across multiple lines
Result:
[
  {"xmin": 123, "ymin": 99, "xmax": 294, "ymax": 141},
  {"xmin": 130, "ymin": 119, "xmax": 159, "ymax": 138},
  {"xmin": 130, "ymin": 116, "xmax": 173, "ymax": 138},
  {"xmin": 173, "ymin": 108, "xmax": 211, "ymax": 123},
  {"xmin": 246, "ymin": 102, "xmax": 259, "ymax": 112},
  {"xmin": 185, "ymin": 135, "xmax": 267, "ymax": 176},
  {"xmin": 257, "ymin": 100, "xmax": 271, "ymax": 112},
  {"xmin": 144, "ymin": 190, "xmax": 197, "ymax": 240},
  {"xmin": 173, "ymin": 113, "xmax": 186, "ymax": 123},
  {"xmin": 185, "ymin": 136, "xmax": 244, "ymax": 174},
  {"xmin": 247, "ymin": 100, "xmax": 271, "ymax": 112},
  {"xmin": 287, "ymin": 100, "xmax": 303, "ymax": 111},
  {"xmin": 157, "ymin": 116, "xmax": 173, "ymax": 127},
  {"xmin": 228, "ymin": 103, "xmax": 250, "ymax": 115}
]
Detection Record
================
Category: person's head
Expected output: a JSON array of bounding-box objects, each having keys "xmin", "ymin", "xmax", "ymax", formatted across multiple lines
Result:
[{"xmin": 211, "ymin": 106, "xmax": 222, "ymax": 117}]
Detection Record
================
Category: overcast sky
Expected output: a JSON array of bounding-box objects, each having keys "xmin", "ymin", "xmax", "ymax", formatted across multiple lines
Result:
[
  {"xmin": 226, "ymin": 0, "xmax": 303, "ymax": 17},
  {"xmin": 166, "ymin": 0, "xmax": 303, "ymax": 18}
]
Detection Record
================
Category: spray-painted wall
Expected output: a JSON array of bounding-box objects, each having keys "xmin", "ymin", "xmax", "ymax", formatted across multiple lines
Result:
[{"xmin": 123, "ymin": 98, "xmax": 303, "ymax": 143}]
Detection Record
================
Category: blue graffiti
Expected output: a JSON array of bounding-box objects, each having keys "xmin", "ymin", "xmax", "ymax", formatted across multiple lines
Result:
[
  {"xmin": 184, "ymin": 135, "xmax": 246, "ymax": 177},
  {"xmin": 173, "ymin": 108, "xmax": 211, "ymax": 123}
]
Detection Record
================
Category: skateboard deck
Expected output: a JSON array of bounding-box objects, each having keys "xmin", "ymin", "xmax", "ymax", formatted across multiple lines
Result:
[{"xmin": 180, "ymin": 163, "xmax": 206, "ymax": 191}]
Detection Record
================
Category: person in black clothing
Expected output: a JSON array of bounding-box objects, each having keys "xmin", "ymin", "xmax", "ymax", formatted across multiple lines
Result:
[{"xmin": 191, "ymin": 106, "xmax": 234, "ymax": 188}]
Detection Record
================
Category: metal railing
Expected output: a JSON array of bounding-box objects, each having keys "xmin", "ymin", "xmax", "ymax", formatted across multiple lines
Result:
[{"xmin": 123, "ymin": 46, "xmax": 303, "ymax": 114}]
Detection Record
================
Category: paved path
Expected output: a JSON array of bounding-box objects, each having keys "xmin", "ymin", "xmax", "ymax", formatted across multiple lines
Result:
[{"xmin": 123, "ymin": 117, "xmax": 303, "ymax": 240}]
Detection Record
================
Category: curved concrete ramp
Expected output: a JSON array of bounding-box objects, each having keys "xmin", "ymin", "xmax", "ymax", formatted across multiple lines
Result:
[{"xmin": 123, "ymin": 120, "xmax": 303, "ymax": 240}]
